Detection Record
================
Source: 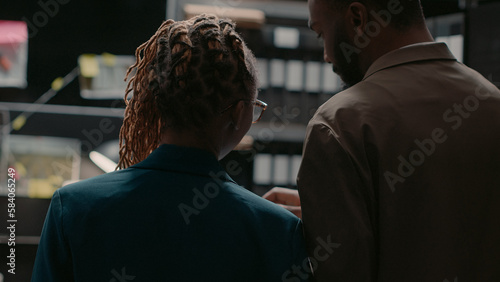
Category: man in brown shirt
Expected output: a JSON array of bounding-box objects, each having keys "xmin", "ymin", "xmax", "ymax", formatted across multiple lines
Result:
[{"xmin": 265, "ymin": 0, "xmax": 500, "ymax": 281}]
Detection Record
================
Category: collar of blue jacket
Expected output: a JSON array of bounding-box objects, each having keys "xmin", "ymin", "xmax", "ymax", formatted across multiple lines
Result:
[{"xmin": 130, "ymin": 143, "xmax": 237, "ymax": 185}]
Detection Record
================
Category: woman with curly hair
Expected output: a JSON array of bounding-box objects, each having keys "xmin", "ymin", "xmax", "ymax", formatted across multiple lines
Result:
[{"xmin": 32, "ymin": 14, "xmax": 309, "ymax": 282}]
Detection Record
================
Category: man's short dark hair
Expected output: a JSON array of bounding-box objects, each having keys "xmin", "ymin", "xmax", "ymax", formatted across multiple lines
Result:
[{"xmin": 327, "ymin": 0, "xmax": 425, "ymax": 30}]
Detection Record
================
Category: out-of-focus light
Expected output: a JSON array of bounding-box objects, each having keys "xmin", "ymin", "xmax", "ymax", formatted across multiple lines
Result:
[
  {"xmin": 89, "ymin": 151, "xmax": 117, "ymax": 173},
  {"xmin": 274, "ymin": 27, "xmax": 300, "ymax": 49}
]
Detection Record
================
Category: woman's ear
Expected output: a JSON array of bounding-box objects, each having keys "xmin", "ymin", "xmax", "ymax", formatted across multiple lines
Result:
[{"xmin": 230, "ymin": 100, "xmax": 247, "ymax": 131}]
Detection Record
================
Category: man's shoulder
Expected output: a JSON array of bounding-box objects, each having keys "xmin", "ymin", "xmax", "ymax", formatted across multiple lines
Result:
[{"xmin": 312, "ymin": 82, "xmax": 379, "ymax": 127}]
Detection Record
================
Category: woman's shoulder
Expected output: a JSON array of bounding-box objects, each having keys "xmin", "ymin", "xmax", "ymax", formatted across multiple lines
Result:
[{"xmin": 221, "ymin": 182, "xmax": 301, "ymax": 224}]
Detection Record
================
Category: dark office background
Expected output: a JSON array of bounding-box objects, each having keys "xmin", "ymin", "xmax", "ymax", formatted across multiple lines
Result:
[
  {"xmin": 0, "ymin": 1, "xmax": 500, "ymax": 281},
  {"xmin": 2, "ymin": 0, "xmax": 498, "ymax": 107},
  {"xmin": 0, "ymin": 0, "xmax": 167, "ymax": 106}
]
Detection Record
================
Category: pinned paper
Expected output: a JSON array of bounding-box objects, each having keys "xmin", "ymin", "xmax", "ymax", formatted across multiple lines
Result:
[
  {"xmin": 78, "ymin": 54, "xmax": 100, "ymax": 78},
  {"xmin": 0, "ymin": 20, "xmax": 28, "ymax": 88},
  {"xmin": 78, "ymin": 54, "xmax": 135, "ymax": 99},
  {"xmin": 51, "ymin": 77, "xmax": 64, "ymax": 91},
  {"xmin": 0, "ymin": 20, "xmax": 27, "ymax": 45},
  {"xmin": 102, "ymin": 52, "xmax": 116, "ymax": 67},
  {"xmin": 28, "ymin": 177, "xmax": 63, "ymax": 199},
  {"xmin": 12, "ymin": 114, "xmax": 26, "ymax": 131},
  {"xmin": 14, "ymin": 162, "xmax": 27, "ymax": 177},
  {"xmin": 0, "ymin": 55, "xmax": 12, "ymax": 71}
]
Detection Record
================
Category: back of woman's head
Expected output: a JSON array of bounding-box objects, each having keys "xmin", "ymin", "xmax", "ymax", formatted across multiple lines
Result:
[{"xmin": 118, "ymin": 14, "xmax": 258, "ymax": 169}]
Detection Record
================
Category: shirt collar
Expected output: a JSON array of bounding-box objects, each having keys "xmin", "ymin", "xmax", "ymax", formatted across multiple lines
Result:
[
  {"xmin": 130, "ymin": 144, "xmax": 236, "ymax": 184},
  {"xmin": 363, "ymin": 42, "xmax": 457, "ymax": 80}
]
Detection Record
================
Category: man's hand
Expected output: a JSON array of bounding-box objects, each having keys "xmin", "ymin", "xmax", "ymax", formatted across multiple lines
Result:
[{"xmin": 263, "ymin": 187, "xmax": 302, "ymax": 218}]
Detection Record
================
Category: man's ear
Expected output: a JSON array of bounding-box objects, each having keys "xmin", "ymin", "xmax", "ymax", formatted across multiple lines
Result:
[
  {"xmin": 230, "ymin": 100, "xmax": 247, "ymax": 131},
  {"xmin": 346, "ymin": 2, "xmax": 369, "ymax": 37}
]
